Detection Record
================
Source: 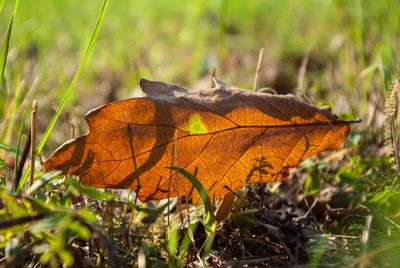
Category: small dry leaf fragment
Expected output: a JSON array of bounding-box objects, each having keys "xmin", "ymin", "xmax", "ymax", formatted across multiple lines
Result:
[
  {"xmin": 43, "ymin": 79, "xmax": 357, "ymax": 202},
  {"xmin": 215, "ymin": 192, "xmax": 236, "ymax": 221}
]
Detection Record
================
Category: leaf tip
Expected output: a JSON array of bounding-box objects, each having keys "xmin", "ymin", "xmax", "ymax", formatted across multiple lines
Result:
[{"xmin": 139, "ymin": 78, "xmax": 151, "ymax": 89}]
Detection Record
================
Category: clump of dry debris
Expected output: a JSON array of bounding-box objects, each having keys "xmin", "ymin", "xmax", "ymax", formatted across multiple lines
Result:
[
  {"xmin": 181, "ymin": 178, "xmax": 360, "ymax": 267},
  {"xmin": 206, "ymin": 185, "xmax": 320, "ymax": 267}
]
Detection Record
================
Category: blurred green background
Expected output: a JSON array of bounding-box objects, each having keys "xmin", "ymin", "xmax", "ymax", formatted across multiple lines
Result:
[
  {"xmin": 1, "ymin": 0, "xmax": 399, "ymax": 140},
  {"xmin": 1, "ymin": 0, "xmax": 399, "ymax": 150},
  {"xmin": 1, "ymin": 0, "xmax": 399, "ymax": 111}
]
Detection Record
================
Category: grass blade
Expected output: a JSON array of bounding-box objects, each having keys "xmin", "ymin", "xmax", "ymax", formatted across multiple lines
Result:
[
  {"xmin": 0, "ymin": 142, "xmax": 18, "ymax": 153},
  {"xmin": 169, "ymin": 167, "xmax": 216, "ymax": 256},
  {"xmin": 0, "ymin": 15, "xmax": 12, "ymax": 85},
  {"xmin": 167, "ymin": 222, "xmax": 179, "ymax": 265},
  {"xmin": 25, "ymin": 171, "xmax": 61, "ymax": 196},
  {"xmin": 178, "ymin": 221, "xmax": 199, "ymax": 266},
  {"xmin": 0, "ymin": 0, "xmax": 19, "ymax": 90},
  {"xmin": 0, "ymin": 0, "xmax": 5, "ymax": 15},
  {"xmin": 65, "ymin": 178, "xmax": 113, "ymax": 201},
  {"xmin": 36, "ymin": 0, "xmax": 108, "ymax": 154},
  {"xmin": 17, "ymin": 0, "xmax": 108, "ymax": 191}
]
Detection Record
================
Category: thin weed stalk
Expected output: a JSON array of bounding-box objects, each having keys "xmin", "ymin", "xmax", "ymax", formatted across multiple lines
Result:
[
  {"xmin": 210, "ymin": 67, "xmax": 216, "ymax": 88},
  {"xmin": 252, "ymin": 48, "xmax": 264, "ymax": 92},
  {"xmin": 297, "ymin": 54, "xmax": 309, "ymax": 97},
  {"xmin": 13, "ymin": 113, "xmax": 27, "ymax": 191},
  {"xmin": 29, "ymin": 100, "xmax": 37, "ymax": 186}
]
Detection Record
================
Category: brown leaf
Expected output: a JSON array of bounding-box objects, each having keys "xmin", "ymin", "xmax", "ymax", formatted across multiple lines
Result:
[
  {"xmin": 215, "ymin": 192, "xmax": 236, "ymax": 221},
  {"xmin": 43, "ymin": 79, "xmax": 357, "ymax": 202}
]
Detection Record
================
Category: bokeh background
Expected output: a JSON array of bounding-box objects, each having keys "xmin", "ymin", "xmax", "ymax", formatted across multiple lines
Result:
[{"xmin": 1, "ymin": 0, "xmax": 399, "ymax": 152}]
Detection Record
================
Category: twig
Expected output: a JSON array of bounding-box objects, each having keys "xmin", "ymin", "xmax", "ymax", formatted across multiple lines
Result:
[
  {"xmin": 296, "ymin": 54, "xmax": 309, "ymax": 97},
  {"xmin": 69, "ymin": 118, "xmax": 76, "ymax": 139},
  {"xmin": 210, "ymin": 68, "xmax": 216, "ymax": 88},
  {"xmin": 295, "ymin": 170, "xmax": 322, "ymax": 232},
  {"xmin": 29, "ymin": 100, "xmax": 37, "ymax": 187},
  {"xmin": 361, "ymin": 215, "xmax": 372, "ymax": 244},
  {"xmin": 0, "ymin": 213, "xmax": 47, "ymax": 229},
  {"xmin": 252, "ymin": 48, "xmax": 264, "ymax": 91},
  {"xmin": 223, "ymin": 257, "xmax": 272, "ymax": 266}
]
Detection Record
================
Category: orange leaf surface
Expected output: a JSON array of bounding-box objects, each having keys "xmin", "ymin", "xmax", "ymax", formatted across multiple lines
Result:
[{"xmin": 43, "ymin": 79, "xmax": 357, "ymax": 202}]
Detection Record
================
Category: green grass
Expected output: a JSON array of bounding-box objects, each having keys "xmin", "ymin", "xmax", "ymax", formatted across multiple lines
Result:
[
  {"xmin": 15, "ymin": 0, "xmax": 109, "ymax": 191},
  {"xmin": 171, "ymin": 167, "xmax": 216, "ymax": 256},
  {"xmin": 0, "ymin": 0, "xmax": 18, "ymax": 91},
  {"xmin": 0, "ymin": 0, "xmax": 399, "ymax": 266}
]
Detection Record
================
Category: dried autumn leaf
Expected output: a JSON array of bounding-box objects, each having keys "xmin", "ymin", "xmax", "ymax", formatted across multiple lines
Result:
[{"xmin": 43, "ymin": 79, "xmax": 357, "ymax": 202}]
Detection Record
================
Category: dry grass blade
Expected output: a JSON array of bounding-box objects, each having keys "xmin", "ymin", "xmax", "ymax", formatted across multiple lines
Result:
[
  {"xmin": 30, "ymin": 100, "xmax": 37, "ymax": 186},
  {"xmin": 253, "ymin": 48, "xmax": 264, "ymax": 91}
]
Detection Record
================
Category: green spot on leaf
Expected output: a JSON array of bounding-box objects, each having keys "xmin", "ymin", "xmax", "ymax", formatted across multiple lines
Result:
[{"xmin": 182, "ymin": 114, "xmax": 208, "ymax": 134}]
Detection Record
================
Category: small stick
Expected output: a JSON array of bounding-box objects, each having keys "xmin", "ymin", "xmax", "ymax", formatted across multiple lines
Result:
[
  {"xmin": 29, "ymin": 100, "xmax": 37, "ymax": 187},
  {"xmin": 360, "ymin": 214, "xmax": 373, "ymax": 268},
  {"xmin": 211, "ymin": 68, "xmax": 216, "ymax": 88},
  {"xmin": 297, "ymin": 55, "xmax": 309, "ymax": 97},
  {"xmin": 223, "ymin": 185, "xmax": 240, "ymax": 198},
  {"xmin": 361, "ymin": 215, "xmax": 373, "ymax": 245},
  {"xmin": 252, "ymin": 48, "xmax": 264, "ymax": 91},
  {"xmin": 69, "ymin": 118, "xmax": 76, "ymax": 139}
]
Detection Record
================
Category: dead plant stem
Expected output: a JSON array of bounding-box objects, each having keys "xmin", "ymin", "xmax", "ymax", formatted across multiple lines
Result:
[
  {"xmin": 29, "ymin": 100, "xmax": 37, "ymax": 187},
  {"xmin": 253, "ymin": 48, "xmax": 264, "ymax": 91}
]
